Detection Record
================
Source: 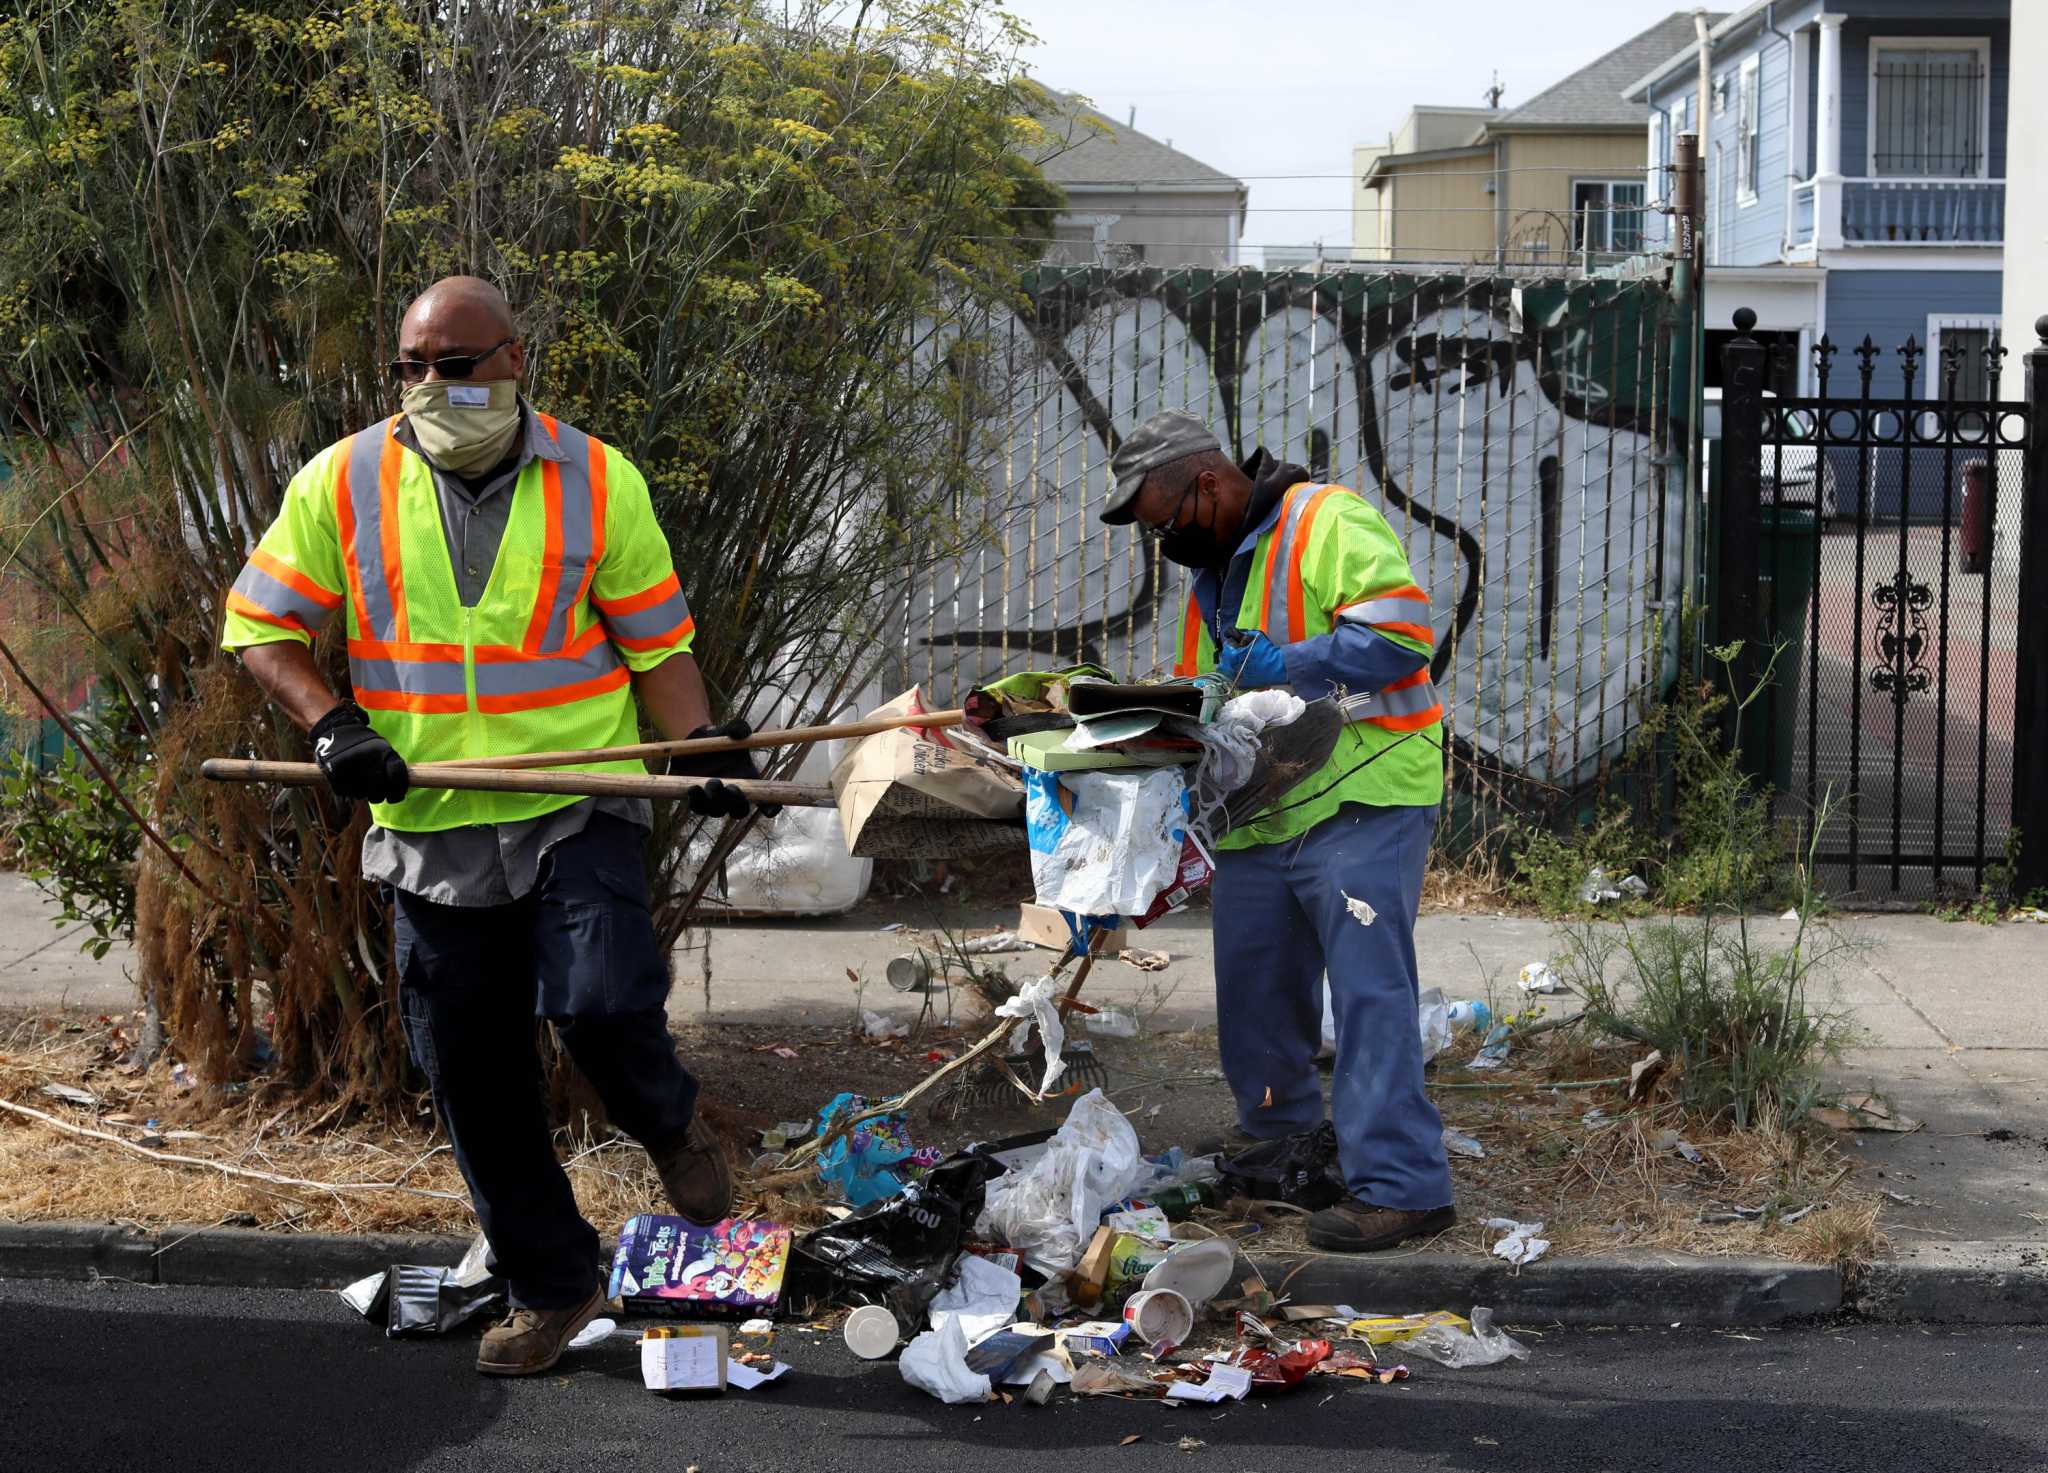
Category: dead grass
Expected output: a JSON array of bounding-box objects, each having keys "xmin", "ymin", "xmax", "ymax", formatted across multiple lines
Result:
[{"xmin": 0, "ymin": 1007, "xmax": 1886, "ymax": 1270}]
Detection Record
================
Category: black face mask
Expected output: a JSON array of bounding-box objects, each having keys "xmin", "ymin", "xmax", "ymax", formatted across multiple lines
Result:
[{"xmin": 1155, "ymin": 484, "xmax": 1230, "ymax": 569}]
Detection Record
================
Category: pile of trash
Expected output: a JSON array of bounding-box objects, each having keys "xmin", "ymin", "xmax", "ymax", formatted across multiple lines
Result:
[{"xmin": 338, "ymin": 1087, "xmax": 1530, "ymax": 1403}]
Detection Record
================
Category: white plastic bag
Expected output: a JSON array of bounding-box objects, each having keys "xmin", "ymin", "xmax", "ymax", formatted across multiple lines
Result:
[
  {"xmin": 1401, "ymin": 1306, "xmax": 1531, "ymax": 1367},
  {"xmin": 976, "ymin": 1088, "xmax": 1142, "ymax": 1274},
  {"xmin": 899, "ymin": 1312, "xmax": 993, "ymax": 1404},
  {"xmin": 993, "ymin": 976, "xmax": 1068, "ymax": 1095},
  {"xmin": 1326, "ymin": 982, "xmax": 1452, "ymax": 1060},
  {"xmin": 1023, "ymin": 767, "xmax": 1187, "ymax": 917}
]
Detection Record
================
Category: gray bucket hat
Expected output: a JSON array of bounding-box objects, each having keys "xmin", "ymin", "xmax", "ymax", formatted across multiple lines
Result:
[{"xmin": 1101, "ymin": 410, "xmax": 1222, "ymax": 525}]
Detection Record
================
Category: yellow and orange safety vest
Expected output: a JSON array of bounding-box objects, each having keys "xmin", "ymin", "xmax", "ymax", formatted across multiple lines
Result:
[{"xmin": 222, "ymin": 410, "xmax": 694, "ymax": 832}]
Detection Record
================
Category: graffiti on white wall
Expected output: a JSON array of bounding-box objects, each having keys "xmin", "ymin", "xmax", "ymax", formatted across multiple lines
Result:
[{"xmin": 908, "ymin": 272, "xmax": 1681, "ymax": 788}]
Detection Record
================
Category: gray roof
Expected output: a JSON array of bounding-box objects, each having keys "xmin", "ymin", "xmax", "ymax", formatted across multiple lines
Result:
[
  {"xmin": 1488, "ymin": 12, "xmax": 1723, "ymax": 129},
  {"xmin": 1032, "ymin": 93, "xmax": 1245, "ymax": 191}
]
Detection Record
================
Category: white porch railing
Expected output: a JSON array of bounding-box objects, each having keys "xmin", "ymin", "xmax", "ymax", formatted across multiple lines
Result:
[{"xmin": 1788, "ymin": 177, "xmax": 2006, "ymax": 251}]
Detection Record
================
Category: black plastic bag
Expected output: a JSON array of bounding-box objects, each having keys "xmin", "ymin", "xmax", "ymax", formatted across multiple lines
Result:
[
  {"xmin": 385, "ymin": 1263, "xmax": 506, "ymax": 1338},
  {"xmin": 1219, "ymin": 1122, "xmax": 1345, "ymax": 1210},
  {"xmin": 787, "ymin": 1150, "xmax": 1001, "ymax": 1324}
]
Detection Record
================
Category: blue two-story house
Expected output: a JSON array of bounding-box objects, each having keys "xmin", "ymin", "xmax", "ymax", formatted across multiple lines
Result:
[{"xmin": 1629, "ymin": 1, "xmax": 2009, "ymax": 418}]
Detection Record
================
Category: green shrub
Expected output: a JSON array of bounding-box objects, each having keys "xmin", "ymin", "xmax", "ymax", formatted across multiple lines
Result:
[{"xmin": 1, "ymin": 723, "xmax": 148, "ymax": 961}]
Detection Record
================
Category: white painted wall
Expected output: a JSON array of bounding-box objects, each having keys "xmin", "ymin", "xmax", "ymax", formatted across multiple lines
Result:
[{"xmin": 1998, "ymin": 0, "xmax": 2045, "ymax": 570}]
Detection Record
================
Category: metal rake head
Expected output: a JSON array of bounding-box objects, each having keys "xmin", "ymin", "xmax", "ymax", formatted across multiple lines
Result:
[{"xmin": 933, "ymin": 1041, "xmax": 1109, "ymax": 1120}]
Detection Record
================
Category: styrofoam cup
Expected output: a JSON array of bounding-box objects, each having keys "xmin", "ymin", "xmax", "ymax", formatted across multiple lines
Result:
[
  {"xmin": 844, "ymin": 1304, "xmax": 900, "ymax": 1359},
  {"xmin": 1121, "ymin": 1287, "xmax": 1195, "ymax": 1347}
]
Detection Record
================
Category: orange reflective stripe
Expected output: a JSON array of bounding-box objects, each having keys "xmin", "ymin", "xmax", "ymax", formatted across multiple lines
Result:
[
  {"xmin": 377, "ymin": 426, "xmax": 409, "ymax": 644},
  {"xmin": 533, "ymin": 409, "xmax": 560, "ymax": 443},
  {"xmin": 612, "ymin": 613, "xmax": 694, "ymax": 654},
  {"xmin": 1174, "ymin": 593, "xmax": 1202, "ymax": 676},
  {"xmin": 593, "ymin": 570, "xmax": 681, "ymax": 619},
  {"xmin": 225, "ymin": 588, "xmax": 308, "ymax": 634},
  {"xmin": 1285, "ymin": 485, "xmax": 1343, "ymax": 639},
  {"xmin": 523, "ymin": 457, "xmax": 566, "ymax": 653},
  {"xmin": 476, "ymin": 665, "xmax": 630, "ymax": 715},
  {"xmin": 1363, "ymin": 705, "xmax": 1442, "ymax": 732},
  {"xmin": 1373, "ymin": 621, "xmax": 1437, "ymax": 647},
  {"xmin": 336, "ymin": 450, "xmax": 371, "ymax": 639},
  {"xmin": 249, "ymin": 549, "xmax": 342, "ymax": 610},
  {"xmin": 347, "ymin": 636, "xmax": 466, "ymax": 663}
]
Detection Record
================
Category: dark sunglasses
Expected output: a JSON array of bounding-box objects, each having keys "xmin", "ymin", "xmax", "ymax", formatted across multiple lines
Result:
[{"xmin": 386, "ymin": 337, "xmax": 515, "ymax": 385}]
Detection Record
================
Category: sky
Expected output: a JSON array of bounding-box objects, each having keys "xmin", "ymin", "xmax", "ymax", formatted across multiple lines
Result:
[{"xmin": 1008, "ymin": 0, "xmax": 1689, "ymax": 260}]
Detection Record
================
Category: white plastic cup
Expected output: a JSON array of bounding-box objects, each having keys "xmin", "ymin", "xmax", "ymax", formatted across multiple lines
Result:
[
  {"xmin": 1121, "ymin": 1287, "xmax": 1195, "ymax": 1347},
  {"xmin": 843, "ymin": 1304, "xmax": 901, "ymax": 1359}
]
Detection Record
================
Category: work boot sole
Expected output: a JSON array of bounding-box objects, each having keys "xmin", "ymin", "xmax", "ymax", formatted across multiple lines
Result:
[
  {"xmin": 1305, "ymin": 1204, "xmax": 1458, "ymax": 1253},
  {"xmin": 476, "ymin": 1285, "xmax": 606, "ymax": 1377}
]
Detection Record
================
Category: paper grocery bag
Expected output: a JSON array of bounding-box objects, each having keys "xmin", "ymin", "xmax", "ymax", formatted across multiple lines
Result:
[{"xmin": 830, "ymin": 688, "xmax": 1024, "ymax": 858}]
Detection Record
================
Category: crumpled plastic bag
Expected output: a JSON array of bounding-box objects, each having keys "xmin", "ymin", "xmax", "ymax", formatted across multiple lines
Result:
[
  {"xmin": 976, "ymin": 1088, "xmax": 1142, "ymax": 1274},
  {"xmin": 1400, "ymin": 1307, "xmax": 1531, "ymax": 1368},
  {"xmin": 899, "ymin": 1311, "xmax": 993, "ymax": 1404},
  {"xmin": 927, "ymin": 1253, "xmax": 1021, "ymax": 1343},
  {"xmin": 1483, "ymin": 1217, "xmax": 1551, "ymax": 1265},
  {"xmin": 994, "ymin": 976, "xmax": 1068, "ymax": 1095},
  {"xmin": 1023, "ymin": 766, "xmax": 1188, "ymax": 917},
  {"xmin": 814, "ymin": 1092, "xmax": 930, "ymax": 1207}
]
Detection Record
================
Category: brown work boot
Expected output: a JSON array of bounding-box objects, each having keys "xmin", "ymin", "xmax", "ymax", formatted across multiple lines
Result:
[
  {"xmin": 649, "ymin": 1115, "xmax": 733, "ymax": 1224},
  {"xmin": 1305, "ymin": 1198, "xmax": 1457, "ymax": 1253},
  {"xmin": 476, "ymin": 1283, "xmax": 606, "ymax": 1376}
]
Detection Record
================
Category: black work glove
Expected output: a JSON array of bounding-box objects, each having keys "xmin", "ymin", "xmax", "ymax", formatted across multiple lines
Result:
[
  {"xmin": 668, "ymin": 719, "xmax": 778, "ymax": 819},
  {"xmin": 310, "ymin": 701, "xmax": 409, "ymax": 804}
]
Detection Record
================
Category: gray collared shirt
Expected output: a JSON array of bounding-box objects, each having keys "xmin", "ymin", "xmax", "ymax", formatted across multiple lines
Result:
[{"xmin": 362, "ymin": 400, "xmax": 651, "ymax": 908}]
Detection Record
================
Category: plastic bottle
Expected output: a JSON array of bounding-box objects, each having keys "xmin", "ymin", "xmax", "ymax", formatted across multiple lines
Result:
[{"xmin": 1446, "ymin": 999, "xmax": 1492, "ymax": 1034}]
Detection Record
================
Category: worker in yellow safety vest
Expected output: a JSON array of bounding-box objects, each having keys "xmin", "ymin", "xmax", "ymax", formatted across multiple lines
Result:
[
  {"xmin": 1102, "ymin": 409, "xmax": 1455, "ymax": 1253},
  {"xmin": 223, "ymin": 277, "xmax": 753, "ymax": 1374}
]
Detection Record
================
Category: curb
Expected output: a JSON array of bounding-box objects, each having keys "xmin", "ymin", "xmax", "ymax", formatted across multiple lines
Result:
[{"xmin": 5, "ymin": 1222, "xmax": 2047, "ymax": 1325}]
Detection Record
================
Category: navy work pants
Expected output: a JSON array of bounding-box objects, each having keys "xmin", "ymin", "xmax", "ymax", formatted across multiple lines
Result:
[
  {"xmin": 393, "ymin": 814, "xmax": 698, "ymax": 1309},
  {"xmin": 1211, "ymin": 802, "xmax": 1453, "ymax": 1212}
]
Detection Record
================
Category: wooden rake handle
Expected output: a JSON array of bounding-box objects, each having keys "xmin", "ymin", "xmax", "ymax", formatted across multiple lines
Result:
[
  {"xmin": 420, "ymin": 708, "xmax": 967, "ymax": 773},
  {"xmin": 199, "ymin": 758, "xmax": 836, "ymax": 807}
]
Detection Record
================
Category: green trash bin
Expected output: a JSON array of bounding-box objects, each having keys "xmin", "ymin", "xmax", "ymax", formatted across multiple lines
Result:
[
  {"xmin": 1705, "ymin": 461, "xmax": 1817, "ymax": 794},
  {"xmin": 1756, "ymin": 504, "xmax": 1816, "ymax": 795}
]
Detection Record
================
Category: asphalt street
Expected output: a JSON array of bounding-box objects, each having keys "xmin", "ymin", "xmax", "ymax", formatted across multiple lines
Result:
[{"xmin": 3, "ymin": 1279, "xmax": 2044, "ymax": 1472}]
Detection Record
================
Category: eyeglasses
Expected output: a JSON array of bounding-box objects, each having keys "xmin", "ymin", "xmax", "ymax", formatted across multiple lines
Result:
[
  {"xmin": 386, "ymin": 337, "xmax": 515, "ymax": 385},
  {"xmin": 1136, "ymin": 469, "xmax": 1205, "ymax": 539}
]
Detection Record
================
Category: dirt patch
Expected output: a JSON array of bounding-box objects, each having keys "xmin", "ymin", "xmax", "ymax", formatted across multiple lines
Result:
[{"xmin": 0, "ymin": 1004, "xmax": 1881, "ymax": 1266}]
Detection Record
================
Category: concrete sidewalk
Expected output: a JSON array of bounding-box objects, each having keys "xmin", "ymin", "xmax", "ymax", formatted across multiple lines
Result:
[{"xmin": 5, "ymin": 870, "xmax": 2044, "ymax": 1243}]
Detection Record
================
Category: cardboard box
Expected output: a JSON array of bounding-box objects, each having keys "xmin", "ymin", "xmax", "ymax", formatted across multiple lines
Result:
[
  {"xmin": 640, "ymin": 1324, "xmax": 730, "ymax": 1393},
  {"xmin": 1016, "ymin": 902, "xmax": 1125, "ymax": 956},
  {"xmin": 830, "ymin": 688, "xmax": 1025, "ymax": 858},
  {"xmin": 1058, "ymin": 1320, "xmax": 1133, "ymax": 1357}
]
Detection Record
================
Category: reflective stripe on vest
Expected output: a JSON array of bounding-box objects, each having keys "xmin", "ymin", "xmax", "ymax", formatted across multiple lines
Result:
[
  {"xmin": 1355, "ymin": 666, "xmax": 1444, "ymax": 732},
  {"xmin": 594, "ymin": 570, "xmax": 694, "ymax": 652},
  {"xmin": 1259, "ymin": 483, "xmax": 1343, "ymax": 643},
  {"xmin": 1263, "ymin": 482, "xmax": 1444, "ymax": 735},
  {"xmin": 1335, "ymin": 583, "xmax": 1436, "ymax": 649},
  {"xmin": 337, "ymin": 417, "xmax": 629, "ymax": 714},
  {"xmin": 226, "ymin": 547, "xmax": 343, "ymax": 636}
]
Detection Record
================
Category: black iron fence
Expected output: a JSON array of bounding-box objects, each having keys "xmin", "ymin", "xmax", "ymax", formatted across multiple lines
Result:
[{"xmin": 1718, "ymin": 308, "xmax": 2048, "ymax": 901}]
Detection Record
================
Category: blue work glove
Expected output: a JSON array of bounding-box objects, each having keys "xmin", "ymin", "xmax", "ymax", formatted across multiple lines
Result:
[{"xmin": 1216, "ymin": 629, "xmax": 1291, "ymax": 689}]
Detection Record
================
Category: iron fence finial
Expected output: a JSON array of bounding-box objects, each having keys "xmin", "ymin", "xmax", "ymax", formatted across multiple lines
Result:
[{"xmin": 1732, "ymin": 306, "xmax": 1757, "ymax": 335}]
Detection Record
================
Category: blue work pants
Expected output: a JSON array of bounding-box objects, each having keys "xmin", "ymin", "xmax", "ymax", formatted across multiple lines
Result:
[{"xmin": 1211, "ymin": 802, "xmax": 1452, "ymax": 1211}]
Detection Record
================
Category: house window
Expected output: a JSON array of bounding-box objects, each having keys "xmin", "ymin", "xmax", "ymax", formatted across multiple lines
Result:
[
  {"xmin": 1870, "ymin": 38, "xmax": 1992, "ymax": 178},
  {"xmin": 1926, "ymin": 316, "xmax": 2001, "ymax": 398},
  {"xmin": 1737, "ymin": 56, "xmax": 1760, "ymax": 203},
  {"xmin": 1572, "ymin": 179, "xmax": 1647, "ymax": 254}
]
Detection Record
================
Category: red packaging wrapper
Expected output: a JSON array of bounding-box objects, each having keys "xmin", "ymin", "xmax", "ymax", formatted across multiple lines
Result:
[
  {"xmin": 1232, "ymin": 1338, "xmax": 1334, "ymax": 1391},
  {"xmin": 1133, "ymin": 834, "xmax": 1214, "ymax": 929}
]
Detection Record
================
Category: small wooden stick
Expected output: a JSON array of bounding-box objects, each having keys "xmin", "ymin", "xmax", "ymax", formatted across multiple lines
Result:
[
  {"xmin": 425, "ymin": 709, "xmax": 967, "ymax": 772},
  {"xmin": 0, "ymin": 1097, "xmax": 467, "ymax": 1202},
  {"xmin": 200, "ymin": 757, "xmax": 835, "ymax": 807}
]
